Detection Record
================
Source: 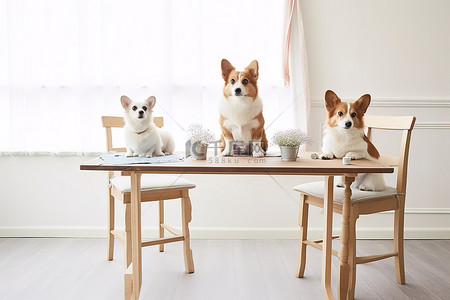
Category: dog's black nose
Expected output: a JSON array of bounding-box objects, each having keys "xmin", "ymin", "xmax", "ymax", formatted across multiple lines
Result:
[
  {"xmin": 235, "ymin": 88, "xmax": 241, "ymax": 95},
  {"xmin": 139, "ymin": 110, "xmax": 144, "ymax": 115},
  {"xmin": 345, "ymin": 121, "xmax": 352, "ymax": 128}
]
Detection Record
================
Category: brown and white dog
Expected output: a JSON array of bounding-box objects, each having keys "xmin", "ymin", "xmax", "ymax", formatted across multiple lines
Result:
[
  {"xmin": 320, "ymin": 90, "xmax": 386, "ymax": 191},
  {"xmin": 219, "ymin": 59, "xmax": 267, "ymax": 157}
]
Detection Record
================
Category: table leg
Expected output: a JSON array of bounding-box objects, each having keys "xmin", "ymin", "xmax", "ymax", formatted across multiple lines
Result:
[
  {"xmin": 129, "ymin": 172, "xmax": 142, "ymax": 300},
  {"xmin": 338, "ymin": 175, "xmax": 356, "ymax": 300},
  {"xmin": 125, "ymin": 263, "xmax": 133, "ymax": 299},
  {"xmin": 322, "ymin": 176, "xmax": 335, "ymax": 300}
]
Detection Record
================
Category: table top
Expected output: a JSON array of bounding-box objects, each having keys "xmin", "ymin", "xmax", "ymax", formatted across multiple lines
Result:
[{"xmin": 80, "ymin": 152, "xmax": 394, "ymax": 176}]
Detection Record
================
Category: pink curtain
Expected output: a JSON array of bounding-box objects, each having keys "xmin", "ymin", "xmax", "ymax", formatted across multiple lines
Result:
[{"xmin": 283, "ymin": 0, "xmax": 311, "ymax": 135}]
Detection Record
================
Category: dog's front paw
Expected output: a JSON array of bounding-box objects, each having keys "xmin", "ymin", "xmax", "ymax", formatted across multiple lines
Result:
[
  {"xmin": 154, "ymin": 152, "xmax": 165, "ymax": 157},
  {"xmin": 319, "ymin": 152, "xmax": 334, "ymax": 160},
  {"xmin": 222, "ymin": 148, "xmax": 232, "ymax": 156},
  {"xmin": 253, "ymin": 151, "xmax": 265, "ymax": 158},
  {"xmin": 345, "ymin": 152, "xmax": 363, "ymax": 160},
  {"xmin": 144, "ymin": 153, "xmax": 153, "ymax": 158},
  {"xmin": 126, "ymin": 153, "xmax": 138, "ymax": 157},
  {"xmin": 251, "ymin": 141, "xmax": 265, "ymax": 158}
]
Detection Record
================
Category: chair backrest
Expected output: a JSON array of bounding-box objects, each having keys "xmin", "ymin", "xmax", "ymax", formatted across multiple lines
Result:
[
  {"xmin": 364, "ymin": 115, "xmax": 416, "ymax": 194},
  {"xmin": 101, "ymin": 116, "xmax": 164, "ymax": 153}
]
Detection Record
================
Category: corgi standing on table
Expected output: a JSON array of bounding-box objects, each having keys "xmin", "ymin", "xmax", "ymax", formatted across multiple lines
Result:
[
  {"xmin": 319, "ymin": 90, "xmax": 386, "ymax": 191},
  {"xmin": 219, "ymin": 59, "xmax": 268, "ymax": 157},
  {"xmin": 121, "ymin": 95, "xmax": 175, "ymax": 157}
]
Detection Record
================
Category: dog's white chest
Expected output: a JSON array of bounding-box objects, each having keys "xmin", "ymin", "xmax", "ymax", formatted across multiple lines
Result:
[
  {"xmin": 219, "ymin": 96, "xmax": 263, "ymax": 125},
  {"xmin": 322, "ymin": 127, "xmax": 367, "ymax": 158},
  {"xmin": 223, "ymin": 118, "xmax": 260, "ymax": 144},
  {"xmin": 124, "ymin": 126, "xmax": 159, "ymax": 155},
  {"xmin": 219, "ymin": 96, "xmax": 262, "ymax": 144}
]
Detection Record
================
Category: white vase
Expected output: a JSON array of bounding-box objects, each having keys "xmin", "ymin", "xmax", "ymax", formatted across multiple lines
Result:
[
  {"xmin": 280, "ymin": 146, "xmax": 299, "ymax": 161},
  {"xmin": 191, "ymin": 142, "xmax": 208, "ymax": 160}
]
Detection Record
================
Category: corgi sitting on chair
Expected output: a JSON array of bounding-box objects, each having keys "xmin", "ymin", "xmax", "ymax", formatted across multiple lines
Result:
[
  {"xmin": 121, "ymin": 95, "xmax": 175, "ymax": 157},
  {"xmin": 320, "ymin": 90, "xmax": 386, "ymax": 191}
]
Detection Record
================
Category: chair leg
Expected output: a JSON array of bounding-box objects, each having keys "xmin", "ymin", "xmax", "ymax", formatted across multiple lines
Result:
[
  {"xmin": 124, "ymin": 203, "xmax": 132, "ymax": 269},
  {"xmin": 394, "ymin": 196, "xmax": 406, "ymax": 284},
  {"xmin": 296, "ymin": 193, "xmax": 309, "ymax": 278},
  {"xmin": 107, "ymin": 188, "xmax": 115, "ymax": 261},
  {"xmin": 159, "ymin": 200, "xmax": 164, "ymax": 252},
  {"xmin": 347, "ymin": 210, "xmax": 358, "ymax": 300},
  {"xmin": 181, "ymin": 191, "xmax": 194, "ymax": 274}
]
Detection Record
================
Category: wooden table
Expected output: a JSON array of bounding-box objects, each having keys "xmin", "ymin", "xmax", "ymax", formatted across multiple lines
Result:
[{"xmin": 80, "ymin": 152, "xmax": 393, "ymax": 300}]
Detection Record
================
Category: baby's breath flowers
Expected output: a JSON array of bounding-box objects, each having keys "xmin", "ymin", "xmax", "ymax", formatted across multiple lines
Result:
[
  {"xmin": 271, "ymin": 129, "xmax": 311, "ymax": 147},
  {"xmin": 186, "ymin": 123, "xmax": 215, "ymax": 146}
]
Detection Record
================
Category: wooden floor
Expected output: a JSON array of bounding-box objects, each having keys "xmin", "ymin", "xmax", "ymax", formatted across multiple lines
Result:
[{"xmin": 0, "ymin": 238, "xmax": 449, "ymax": 300}]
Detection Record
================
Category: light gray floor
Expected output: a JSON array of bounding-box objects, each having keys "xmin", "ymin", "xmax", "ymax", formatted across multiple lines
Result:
[{"xmin": 0, "ymin": 238, "xmax": 449, "ymax": 300}]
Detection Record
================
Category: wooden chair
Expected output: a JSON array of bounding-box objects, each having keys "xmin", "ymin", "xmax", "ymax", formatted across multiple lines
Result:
[
  {"xmin": 102, "ymin": 116, "xmax": 195, "ymax": 274},
  {"xmin": 293, "ymin": 115, "xmax": 416, "ymax": 300}
]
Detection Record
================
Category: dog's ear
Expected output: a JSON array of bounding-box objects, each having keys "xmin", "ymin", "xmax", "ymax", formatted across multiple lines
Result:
[
  {"xmin": 324, "ymin": 90, "xmax": 340, "ymax": 111},
  {"xmin": 354, "ymin": 94, "xmax": 371, "ymax": 113},
  {"xmin": 146, "ymin": 96, "xmax": 156, "ymax": 109},
  {"xmin": 121, "ymin": 95, "xmax": 131, "ymax": 109},
  {"xmin": 221, "ymin": 59, "xmax": 235, "ymax": 81},
  {"xmin": 245, "ymin": 60, "xmax": 259, "ymax": 81}
]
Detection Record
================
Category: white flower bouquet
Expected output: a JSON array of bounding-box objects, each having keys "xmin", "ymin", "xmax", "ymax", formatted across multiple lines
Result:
[
  {"xmin": 271, "ymin": 129, "xmax": 311, "ymax": 161},
  {"xmin": 186, "ymin": 123, "xmax": 215, "ymax": 160},
  {"xmin": 186, "ymin": 123, "xmax": 215, "ymax": 146},
  {"xmin": 271, "ymin": 129, "xmax": 311, "ymax": 147}
]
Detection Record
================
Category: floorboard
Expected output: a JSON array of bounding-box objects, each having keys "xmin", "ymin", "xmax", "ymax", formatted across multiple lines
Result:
[{"xmin": 0, "ymin": 238, "xmax": 449, "ymax": 300}]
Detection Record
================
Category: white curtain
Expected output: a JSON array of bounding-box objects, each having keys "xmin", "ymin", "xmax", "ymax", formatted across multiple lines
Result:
[
  {"xmin": 0, "ymin": 0, "xmax": 308, "ymax": 154},
  {"xmin": 283, "ymin": 0, "xmax": 310, "ymax": 135}
]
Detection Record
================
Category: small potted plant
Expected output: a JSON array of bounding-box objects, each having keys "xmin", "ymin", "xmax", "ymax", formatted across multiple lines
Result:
[
  {"xmin": 272, "ymin": 129, "xmax": 311, "ymax": 161},
  {"xmin": 186, "ymin": 123, "xmax": 215, "ymax": 160}
]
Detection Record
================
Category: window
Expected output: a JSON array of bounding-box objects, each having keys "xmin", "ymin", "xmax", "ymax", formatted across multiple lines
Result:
[{"xmin": 0, "ymin": 0, "xmax": 305, "ymax": 154}]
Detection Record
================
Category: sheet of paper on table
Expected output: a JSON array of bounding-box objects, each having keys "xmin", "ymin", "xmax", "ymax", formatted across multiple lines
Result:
[{"xmin": 100, "ymin": 153, "xmax": 183, "ymax": 165}]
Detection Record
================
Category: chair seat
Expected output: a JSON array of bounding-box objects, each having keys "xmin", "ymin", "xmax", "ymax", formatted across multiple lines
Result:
[
  {"xmin": 293, "ymin": 181, "xmax": 398, "ymax": 203},
  {"xmin": 111, "ymin": 174, "xmax": 196, "ymax": 193}
]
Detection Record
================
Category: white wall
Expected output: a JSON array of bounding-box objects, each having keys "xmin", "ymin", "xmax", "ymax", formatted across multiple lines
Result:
[
  {"xmin": 301, "ymin": 0, "xmax": 450, "ymax": 239},
  {"xmin": 1, "ymin": 0, "xmax": 449, "ymax": 239},
  {"xmin": 302, "ymin": 0, "xmax": 450, "ymax": 99}
]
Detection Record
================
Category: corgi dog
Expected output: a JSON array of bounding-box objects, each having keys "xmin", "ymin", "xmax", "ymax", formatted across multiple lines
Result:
[
  {"xmin": 219, "ymin": 59, "xmax": 267, "ymax": 157},
  {"xmin": 120, "ymin": 95, "xmax": 175, "ymax": 157},
  {"xmin": 320, "ymin": 90, "xmax": 386, "ymax": 191}
]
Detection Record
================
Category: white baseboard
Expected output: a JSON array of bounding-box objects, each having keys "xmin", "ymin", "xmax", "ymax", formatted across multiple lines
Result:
[{"xmin": 1, "ymin": 226, "xmax": 449, "ymax": 239}]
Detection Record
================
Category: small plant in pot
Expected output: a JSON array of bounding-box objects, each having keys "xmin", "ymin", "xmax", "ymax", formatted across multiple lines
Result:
[
  {"xmin": 186, "ymin": 123, "xmax": 215, "ymax": 160},
  {"xmin": 272, "ymin": 129, "xmax": 311, "ymax": 161}
]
